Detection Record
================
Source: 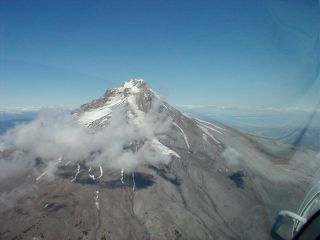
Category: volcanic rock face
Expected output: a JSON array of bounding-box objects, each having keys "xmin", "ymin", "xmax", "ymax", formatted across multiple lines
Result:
[{"xmin": 0, "ymin": 79, "xmax": 318, "ymax": 239}]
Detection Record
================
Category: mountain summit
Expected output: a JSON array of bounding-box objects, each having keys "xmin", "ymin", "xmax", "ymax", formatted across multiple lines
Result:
[
  {"xmin": 0, "ymin": 80, "xmax": 318, "ymax": 240},
  {"xmin": 73, "ymin": 79, "xmax": 222, "ymax": 166},
  {"xmin": 74, "ymin": 79, "xmax": 164, "ymax": 127}
]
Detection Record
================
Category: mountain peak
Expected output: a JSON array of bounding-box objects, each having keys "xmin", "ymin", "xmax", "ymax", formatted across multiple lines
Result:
[
  {"xmin": 123, "ymin": 78, "xmax": 145, "ymax": 87},
  {"xmin": 104, "ymin": 79, "xmax": 148, "ymax": 98},
  {"xmin": 75, "ymin": 79, "xmax": 160, "ymax": 126}
]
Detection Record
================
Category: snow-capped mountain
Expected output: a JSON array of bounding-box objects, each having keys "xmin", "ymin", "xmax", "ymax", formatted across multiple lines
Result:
[
  {"xmin": 0, "ymin": 79, "xmax": 319, "ymax": 240},
  {"xmin": 73, "ymin": 79, "xmax": 222, "ymax": 174}
]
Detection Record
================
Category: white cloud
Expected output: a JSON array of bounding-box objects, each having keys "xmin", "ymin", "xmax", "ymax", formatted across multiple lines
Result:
[
  {"xmin": 0, "ymin": 99, "xmax": 174, "ymax": 180},
  {"xmin": 222, "ymin": 147, "xmax": 241, "ymax": 167}
]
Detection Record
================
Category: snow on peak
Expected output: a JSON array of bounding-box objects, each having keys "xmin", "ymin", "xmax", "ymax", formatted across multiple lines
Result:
[
  {"xmin": 118, "ymin": 79, "xmax": 146, "ymax": 94},
  {"xmin": 123, "ymin": 79, "xmax": 145, "ymax": 86},
  {"xmin": 77, "ymin": 79, "xmax": 156, "ymax": 126}
]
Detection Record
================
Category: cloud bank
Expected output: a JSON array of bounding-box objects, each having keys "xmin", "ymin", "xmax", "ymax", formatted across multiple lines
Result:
[{"xmin": 0, "ymin": 100, "xmax": 173, "ymax": 179}]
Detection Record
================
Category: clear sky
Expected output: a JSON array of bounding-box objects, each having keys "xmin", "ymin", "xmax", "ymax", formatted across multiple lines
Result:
[{"xmin": 1, "ymin": 0, "xmax": 320, "ymax": 110}]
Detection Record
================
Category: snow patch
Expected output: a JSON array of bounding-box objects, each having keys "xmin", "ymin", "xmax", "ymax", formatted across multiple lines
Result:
[
  {"xmin": 121, "ymin": 168, "xmax": 125, "ymax": 184},
  {"xmin": 98, "ymin": 165, "xmax": 103, "ymax": 179},
  {"xmin": 78, "ymin": 97, "xmax": 125, "ymax": 126},
  {"xmin": 202, "ymin": 134, "xmax": 208, "ymax": 142},
  {"xmin": 150, "ymin": 138, "xmax": 181, "ymax": 158},
  {"xmin": 94, "ymin": 190, "xmax": 100, "ymax": 210}
]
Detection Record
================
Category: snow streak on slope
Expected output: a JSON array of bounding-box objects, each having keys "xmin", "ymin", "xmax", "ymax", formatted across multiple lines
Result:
[
  {"xmin": 195, "ymin": 118, "xmax": 225, "ymax": 131},
  {"xmin": 65, "ymin": 161, "xmax": 71, "ymax": 166},
  {"xmin": 197, "ymin": 124, "xmax": 221, "ymax": 144},
  {"xmin": 173, "ymin": 122, "xmax": 190, "ymax": 150},
  {"xmin": 94, "ymin": 190, "xmax": 100, "ymax": 210},
  {"xmin": 36, "ymin": 160, "xmax": 59, "ymax": 181},
  {"xmin": 132, "ymin": 172, "xmax": 136, "ymax": 192},
  {"xmin": 195, "ymin": 118, "xmax": 224, "ymax": 144},
  {"xmin": 36, "ymin": 170, "xmax": 48, "ymax": 181},
  {"xmin": 197, "ymin": 122, "xmax": 223, "ymax": 135},
  {"xmin": 71, "ymin": 164, "xmax": 80, "ymax": 182},
  {"xmin": 121, "ymin": 168, "xmax": 125, "ymax": 184},
  {"xmin": 98, "ymin": 165, "xmax": 103, "ymax": 178}
]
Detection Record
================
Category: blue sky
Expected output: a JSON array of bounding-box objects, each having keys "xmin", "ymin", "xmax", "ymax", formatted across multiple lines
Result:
[{"xmin": 1, "ymin": 0, "xmax": 320, "ymax": 109}]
